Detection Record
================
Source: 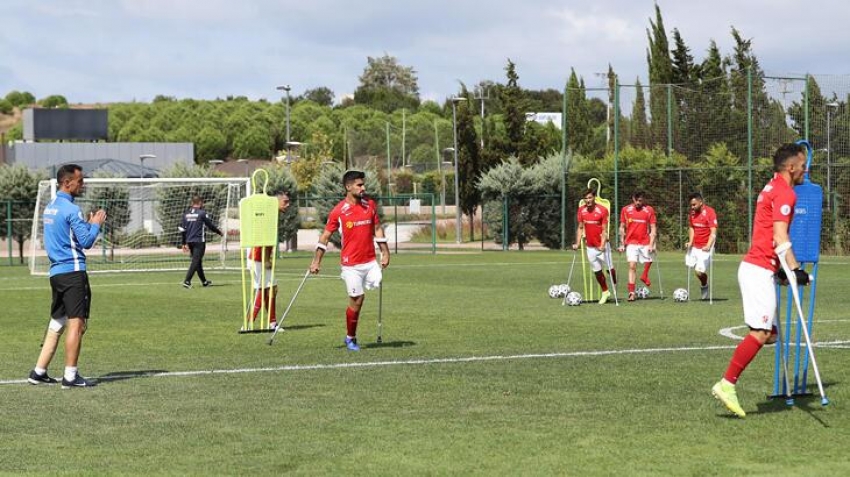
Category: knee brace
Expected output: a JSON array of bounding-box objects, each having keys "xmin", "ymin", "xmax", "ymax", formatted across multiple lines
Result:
[{"xmin": 48, "ymin": 316, "xmax": 67, "ymax": 333}]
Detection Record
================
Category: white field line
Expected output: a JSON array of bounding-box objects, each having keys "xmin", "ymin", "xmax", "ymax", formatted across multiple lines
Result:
[{"xmin": 0, "ymin": 344, "xmax": 743, "ymax": 386}]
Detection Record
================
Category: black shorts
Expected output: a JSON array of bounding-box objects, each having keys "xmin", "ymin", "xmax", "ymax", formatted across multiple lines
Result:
[{"xmin": 50, "ymin": 271, "xmax": 91, "ymax": 320}]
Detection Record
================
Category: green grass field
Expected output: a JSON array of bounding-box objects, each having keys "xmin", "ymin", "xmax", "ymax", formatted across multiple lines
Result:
[{"xmin": 1, "ymin": 251, "xmax": 849, "ymax": 475}]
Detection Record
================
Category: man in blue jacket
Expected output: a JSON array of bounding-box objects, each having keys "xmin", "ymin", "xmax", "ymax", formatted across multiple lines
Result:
[
  {"xmin": 28, "ymin": 164, "xmax": 106, "ymax": 389},
  {"xmin": 179, "ymin": 195, "xmax": 222, "ymax": 288}
]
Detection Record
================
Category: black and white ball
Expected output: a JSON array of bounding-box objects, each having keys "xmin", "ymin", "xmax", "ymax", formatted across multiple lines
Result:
[
  {"xmin": 557, "ymin": 284, "xmax": 571, "ymax": 297},
  {"xmin": 565, "ymin": 291, "xmax": 583, "ymax": 306},
  {"xmin": 548, "ymin": 285, "xmax": 561, "ymax": 299},
  {"xmin": 673, "ymin": 288, "xmax": 689, "ymax": 302},
  {"xmin": 636, "ymin": 286, "xmax": 650, "ymax": 300}
]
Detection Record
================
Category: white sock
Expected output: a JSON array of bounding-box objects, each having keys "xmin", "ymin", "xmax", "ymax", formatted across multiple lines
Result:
[
  {"xmin": 34, "ymin": 366, "xmax": 47, "ymax": 376},
  {"xmin": 64, "ymin": 366, "xmax": 78, "ymax": 382}
]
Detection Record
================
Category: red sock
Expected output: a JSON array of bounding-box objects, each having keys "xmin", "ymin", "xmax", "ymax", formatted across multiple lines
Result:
[
  {"xmin": 641, "ymin": 262, "xmax": 652, "ymax": 282},
  {"xmin": 628, "ymin": 283, "xmax": 636, "ymax": 293},
  {"xmin": 724, "ymin": 334, "xmax": 764, "ymax": 384},
  {"xmin": 269, "ymin": 289, "xmax": 277, "ymax": 322},
  {"xmin": 251, "ymin": 289, "xmax": 264, "ymax": 320},
  {"xmin": 595, "ymin": 271, "xmax": 608, "ymax": 292},
  {"xmin": 346, "ymin": 307, "xmax": 360, "ymax": 337}
]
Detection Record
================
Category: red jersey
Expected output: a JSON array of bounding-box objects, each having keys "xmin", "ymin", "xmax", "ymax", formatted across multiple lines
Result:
[
  {"xmin": 577, "ymin": 204, "xmax": 609, "ymax": 248},
  {"xmin": 689, "ymin": 205, "xmax": 718, "ymax": 248},
  {"xmin": 620, "ymin": 204, "xmax": 656, "ymax": 245},
  {"xmin": 249, "ymin": 246, "xmax": 272, "ymax": 262},
  {"xmin": 325, "ymin": 198, "xmax": 381, "ymax": 266},
  {"xmin": 743, "ymin": 174, "xmax": 796, "ymax": 272}
]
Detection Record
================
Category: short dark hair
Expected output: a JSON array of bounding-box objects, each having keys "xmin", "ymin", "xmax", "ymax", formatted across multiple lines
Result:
[
  {"xmin": 773, "ymin": 143, "xmax": 805, "ymax": 172},
  {"xmin": 56, "ymin": 164, "xmax": 82, "ymax": 184},
  {"xmin": 688, "ymin": 192, "xmax": 703, "ymax": 202},
  {"xmin": 342, "ymin": 170, "xmax": 365, "ymax": 186},
  {"xmin": 191, "ymin": 195, "xmax": 203, "ymax": 205},
  {"xmin": 632, "ymin": 190, "xmax": 645, "ymax": 200},
  {"xmin": 583, "ymin": 188, "xmax": 596, "ymax": 197}
]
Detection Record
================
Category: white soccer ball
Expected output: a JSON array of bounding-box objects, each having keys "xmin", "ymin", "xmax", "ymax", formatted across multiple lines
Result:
[
  {"xmin": 557, "ymin": 284, "xmax": 572, "ymax": 297},
  {"xmin": 565, "ymin": 291, "xmax": 583, "ymax": 306},
  {"xmin": 548, "ymin": 285, "xmax": 561, "ymax": 299},
  {"xmin": 673, "ymin": 288, "xmax": 689, "ymax": 302},
  {"xmin": 636, "ymin": 286, "xmax": 650, "ymax": 300}
]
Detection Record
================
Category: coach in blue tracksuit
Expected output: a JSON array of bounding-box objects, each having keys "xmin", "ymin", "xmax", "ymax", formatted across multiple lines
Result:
[
  {"xmin": 179, "ymin": 195, "xmax": 223, "ymax": 288},
  {"xmin": 28, "ymin": 164, "xmax": 106, "ymax": 389}
]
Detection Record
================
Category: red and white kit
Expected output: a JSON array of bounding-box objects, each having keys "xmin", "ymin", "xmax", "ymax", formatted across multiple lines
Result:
[
  {"xmin": 325, "ymin": 198, "xmax": 383, "ymax": 296},
  {"xmin": 620, "ymin": 204, "xmax": 657, "ymax": 263},
  {"xmin": 578, "ymin": 204, "xmax": 610, "ymax": 272}
]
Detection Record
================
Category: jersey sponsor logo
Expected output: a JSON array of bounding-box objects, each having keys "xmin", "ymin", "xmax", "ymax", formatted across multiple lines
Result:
[
  {"xmin": 780, "ymin": 204, "xmax": 791, "ymax": 216},
  {"xmin": 795, "ymin": 207, "xmax": 807, "ymax": 215}
]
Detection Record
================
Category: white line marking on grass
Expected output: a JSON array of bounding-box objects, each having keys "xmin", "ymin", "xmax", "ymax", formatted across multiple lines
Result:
[{"xmin": 0, "ymin": 344, "xmax": 740, "ymax": 386}]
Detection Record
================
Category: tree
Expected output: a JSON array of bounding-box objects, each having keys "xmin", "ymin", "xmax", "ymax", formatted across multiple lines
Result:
[
  {"xmin": 38, "ymin": 95, "xmax": 69, "ymax": 108},
  {"xmin": 232, "ymin": 125, "xmax": 272, "ymax": 159},
  {"xmin": 629, "ymin": 79, "xmax": 650, "ymax": 148},
  {"xmin": 80, "ymin": 173, "xmax": 131, "ymax": 261},
  {"xmin": 499, "ymin": 59, "xmax": 525, "ymax": 161},
  {"xmin": 478, "ymin": 158, "xmax": 536, "ymax": 249},
  {"xmin": 5, "ymin": 90, "xmax": 35, "ymax": 108},
  {"xmin": 565, "ymin": 69, "xmax": 591, "ymax": 155},
  {"xmin": 455, "ymin": 87, "xmax": 481, "ymax": 240},
  {"xmin": 256, "ymin": 164, "xmax": 299, "ymax": 244},
  {"xmin": 646, "ymin": 3, "xmax": 672, "ymax": 147},
  {"xmin": 195, "ymin": 126, "xmax": 228, "ymax": 162},
  {"xmin": 300, "ymin": 87, "xmax": 335, "ymax": 107},
  {"xmin": 0, "ymin": 99, "xmax": 12, "ymax": 115},
  {"xmin": 0, "ymin": 165, "xmax": 47, "ymax": 263},
  {"xmin": 354, "ymin": 54, "xmax": 420, "ymax": 113}
]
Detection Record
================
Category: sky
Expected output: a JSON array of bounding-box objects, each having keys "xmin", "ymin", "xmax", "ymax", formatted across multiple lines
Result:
[{"xmin": 2, "ymin": 0, "xmax": 849, "ymax": 105}]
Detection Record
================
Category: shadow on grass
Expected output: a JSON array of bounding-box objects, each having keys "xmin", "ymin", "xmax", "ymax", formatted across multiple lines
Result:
[
  {"xmin": 753, "ymin": 380, "xmax": 838, "ymax": 427},
  {"xmin": 95, "ymin": 370, "xmax": 170, "ymax": 384},
  {"xmin": 362, "ymin": 340, "xmax": 417, "ymax": 349}
]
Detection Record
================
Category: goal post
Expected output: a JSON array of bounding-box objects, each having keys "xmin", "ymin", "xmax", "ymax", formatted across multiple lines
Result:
[{"xmin": 30, "ymin": 177, "xmax": 251, "ymax": 275}]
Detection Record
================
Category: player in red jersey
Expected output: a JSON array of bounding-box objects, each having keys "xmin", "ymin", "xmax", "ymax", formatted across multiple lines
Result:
[
  {"xmin": 617, "ymin": 191, "xmax": 657, "ymax": 301},
  {"xmin": 572, "ymin": 188, "xmax": 614, "ymax": 304},
  {"xmin": 712, "ymin": 143, "xmax": 810, "ymax": 418},
  {"xmin": 310, "ymin": 170, "xmax": 390, "ymax": 351},
  {"xmin": 684, "ymin": 192, "xmax": 718, "ymax": 300},
  {"xmin": 246, "ymin": 193, "xmax": 291, "ymax": 329}
]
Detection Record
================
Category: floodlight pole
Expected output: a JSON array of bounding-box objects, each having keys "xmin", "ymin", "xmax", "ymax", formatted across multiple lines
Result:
[{"xmin": 451, "ymin": 97, "xmax": 466, "ymax": 244}]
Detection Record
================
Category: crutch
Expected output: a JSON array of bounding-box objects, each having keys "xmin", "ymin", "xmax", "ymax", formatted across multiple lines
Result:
[
  {"xmin": 267, "ymin": 270, "xmax": 311, "ymax": 345},
  {"xmin": 685, "ymin": 247, "xmax": 694, "ymax": 302},
  {"xmin": 773, "ymin": 299, "xmax": 795, "ymax": 406},
  {"xmin": 562, "ymin": 250, "xmax": 578, "ymax": 306},
  {"xmin": 605, "ymin": 242, "xmax": 619, "ymax": 306},
  {"xmin": 709, "ymin": 244, "xmax": 715, "ymax": 305},
  {"xmin": 653, "ymin": 249, "xmax": 664, "ymax": 298},
  {"xmin": 776, "ymin": 242, "xmax": 828, "ymax": 406}
]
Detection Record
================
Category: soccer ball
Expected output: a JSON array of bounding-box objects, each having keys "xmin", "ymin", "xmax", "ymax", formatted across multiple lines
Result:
[
  {"xmin": 636, "ymin": 286, "xmax": 650, "ymax": 299},
  {"xmin": 548, "ymin": 285, "xmax": 561, "ymax": 299},
  {"xmin": 557, "ymin": 284, "xmax": 571, "ymax": 297},
  {"xmin": 673, "ymin": 288, "xmax": 689, "ymax": 302},
  {"xmin": 565, "ymin": 291, "xmax": 583, "ymax": 306}
]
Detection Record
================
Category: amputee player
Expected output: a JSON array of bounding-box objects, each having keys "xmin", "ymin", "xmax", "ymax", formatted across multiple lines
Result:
[
  {"xmin": 572, "ymin": 188, "xmax": 614, "ymax": 304},
  {"xmin": 685, "ymin": 192, "xmax": 718, "ymax": 300},
  {"xmin": 246, "ymin": 192, "xmax": 291, "ymax": 330},
  {"xmin": 711, "ymin": 143, "xmax": 810, "ymax": 418},
  {"xmin": 28, "ymin": 164, "xmax": 106, "ymax": 388},
  {"xmin": 617, "ymin": 191, "xmax": 657, "ymax": 301},
  {"xmin": 310, "ymin": 171, "xmax": 390, "ymax": 351}
]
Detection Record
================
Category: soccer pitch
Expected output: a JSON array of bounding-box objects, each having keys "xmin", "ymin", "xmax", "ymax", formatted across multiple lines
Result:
[{"xmin": 2, "ymin": 252, "xmax": 849, "ymax": 475}]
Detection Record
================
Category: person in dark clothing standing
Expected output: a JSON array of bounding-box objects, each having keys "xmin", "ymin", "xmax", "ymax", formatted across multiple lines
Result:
[{"xmin": 179, "ymin": 195, "xmax": 223, "ymax": 288}]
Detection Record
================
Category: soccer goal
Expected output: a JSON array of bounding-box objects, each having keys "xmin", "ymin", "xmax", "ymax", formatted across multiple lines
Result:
[{"xmin": 30, "ymin": 177, "xmax": 251, "ymax": 275}]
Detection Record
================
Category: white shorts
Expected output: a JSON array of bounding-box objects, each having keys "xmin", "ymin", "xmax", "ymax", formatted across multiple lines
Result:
[
  {"xmin": 686, "ymin": 248, "xmax": 712, "ymax": 273},
  {"xmin": 248, "ymin": 260, "xmax": 276, "ymax": 289},
  {"xmin": 341, "ymin": 261, "xmax": 383, "ymax": 297},
  {"xmin": 738, "ymin": 261, "xmax": 776, "ymax": 330},
  {"xmin": 585, "ymin": 246, "xmax": 613, "ymax": 273},
  {"xmin": 626, "ymin": 244, "xmax": 653, "ymax": 264}
]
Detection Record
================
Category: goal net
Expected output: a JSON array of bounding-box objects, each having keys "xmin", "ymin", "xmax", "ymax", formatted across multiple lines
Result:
[{"xmin": 30, "ymin": 177, "xmax": 250, "ymax": 275}]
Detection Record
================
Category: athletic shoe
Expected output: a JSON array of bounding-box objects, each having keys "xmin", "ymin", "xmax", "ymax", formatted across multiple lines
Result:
[
  {"xmin": 61, "ymin": 374, "xmax": 96, "ymax": 389},
  {"xmin": 598, "ymin": 290, "xmax": 611, "ymax": 305},
  {"xmin": 269, "ymin": 321, "xmax": 278, "ymax": 330},
  {"xmin": 202, "ymin": 280, "xmax": 213, "ymax": 287},
  {"xmin": 182, "ymin": 281, "xmax": 192, "ymax": 289},
  {"xmin": 345, "ymin": 337, "xmax": 360, "ymax": 351},
  {"xmin": 627, "ymin": 292, "xmax": 636, "ymax": 302},
  {"xmin": 28, "ymin": 370, "xmax": 58, "ymax": 385},
  {"xmin": 640, "ymin": 276, "xmax": 651, "ymax": 287},
  {"xmin": 701, "ymin": 285, "xmax": 709, "ymax": 301},
  {"xmin": 712, "ymin": 379, "xmax": 745, "ymax": 418}
]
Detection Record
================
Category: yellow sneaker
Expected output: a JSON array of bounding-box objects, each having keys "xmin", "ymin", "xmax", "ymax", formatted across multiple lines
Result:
[
  {"xmin": 598, "ymin": 290, "xmax": 611, "ymax": 305},
  {"xmin": 712, "ymin": 379, "xmax": 746, "ymax": 418}
]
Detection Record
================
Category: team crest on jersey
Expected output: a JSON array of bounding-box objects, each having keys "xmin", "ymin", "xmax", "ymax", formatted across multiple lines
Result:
[
  {"xmin": 346, "ymin": 221, "xmax": 354, "ymax": 229},
  {"xmin": 780, "ymin": 204, "xmax": 791, "ymax": 216}
]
